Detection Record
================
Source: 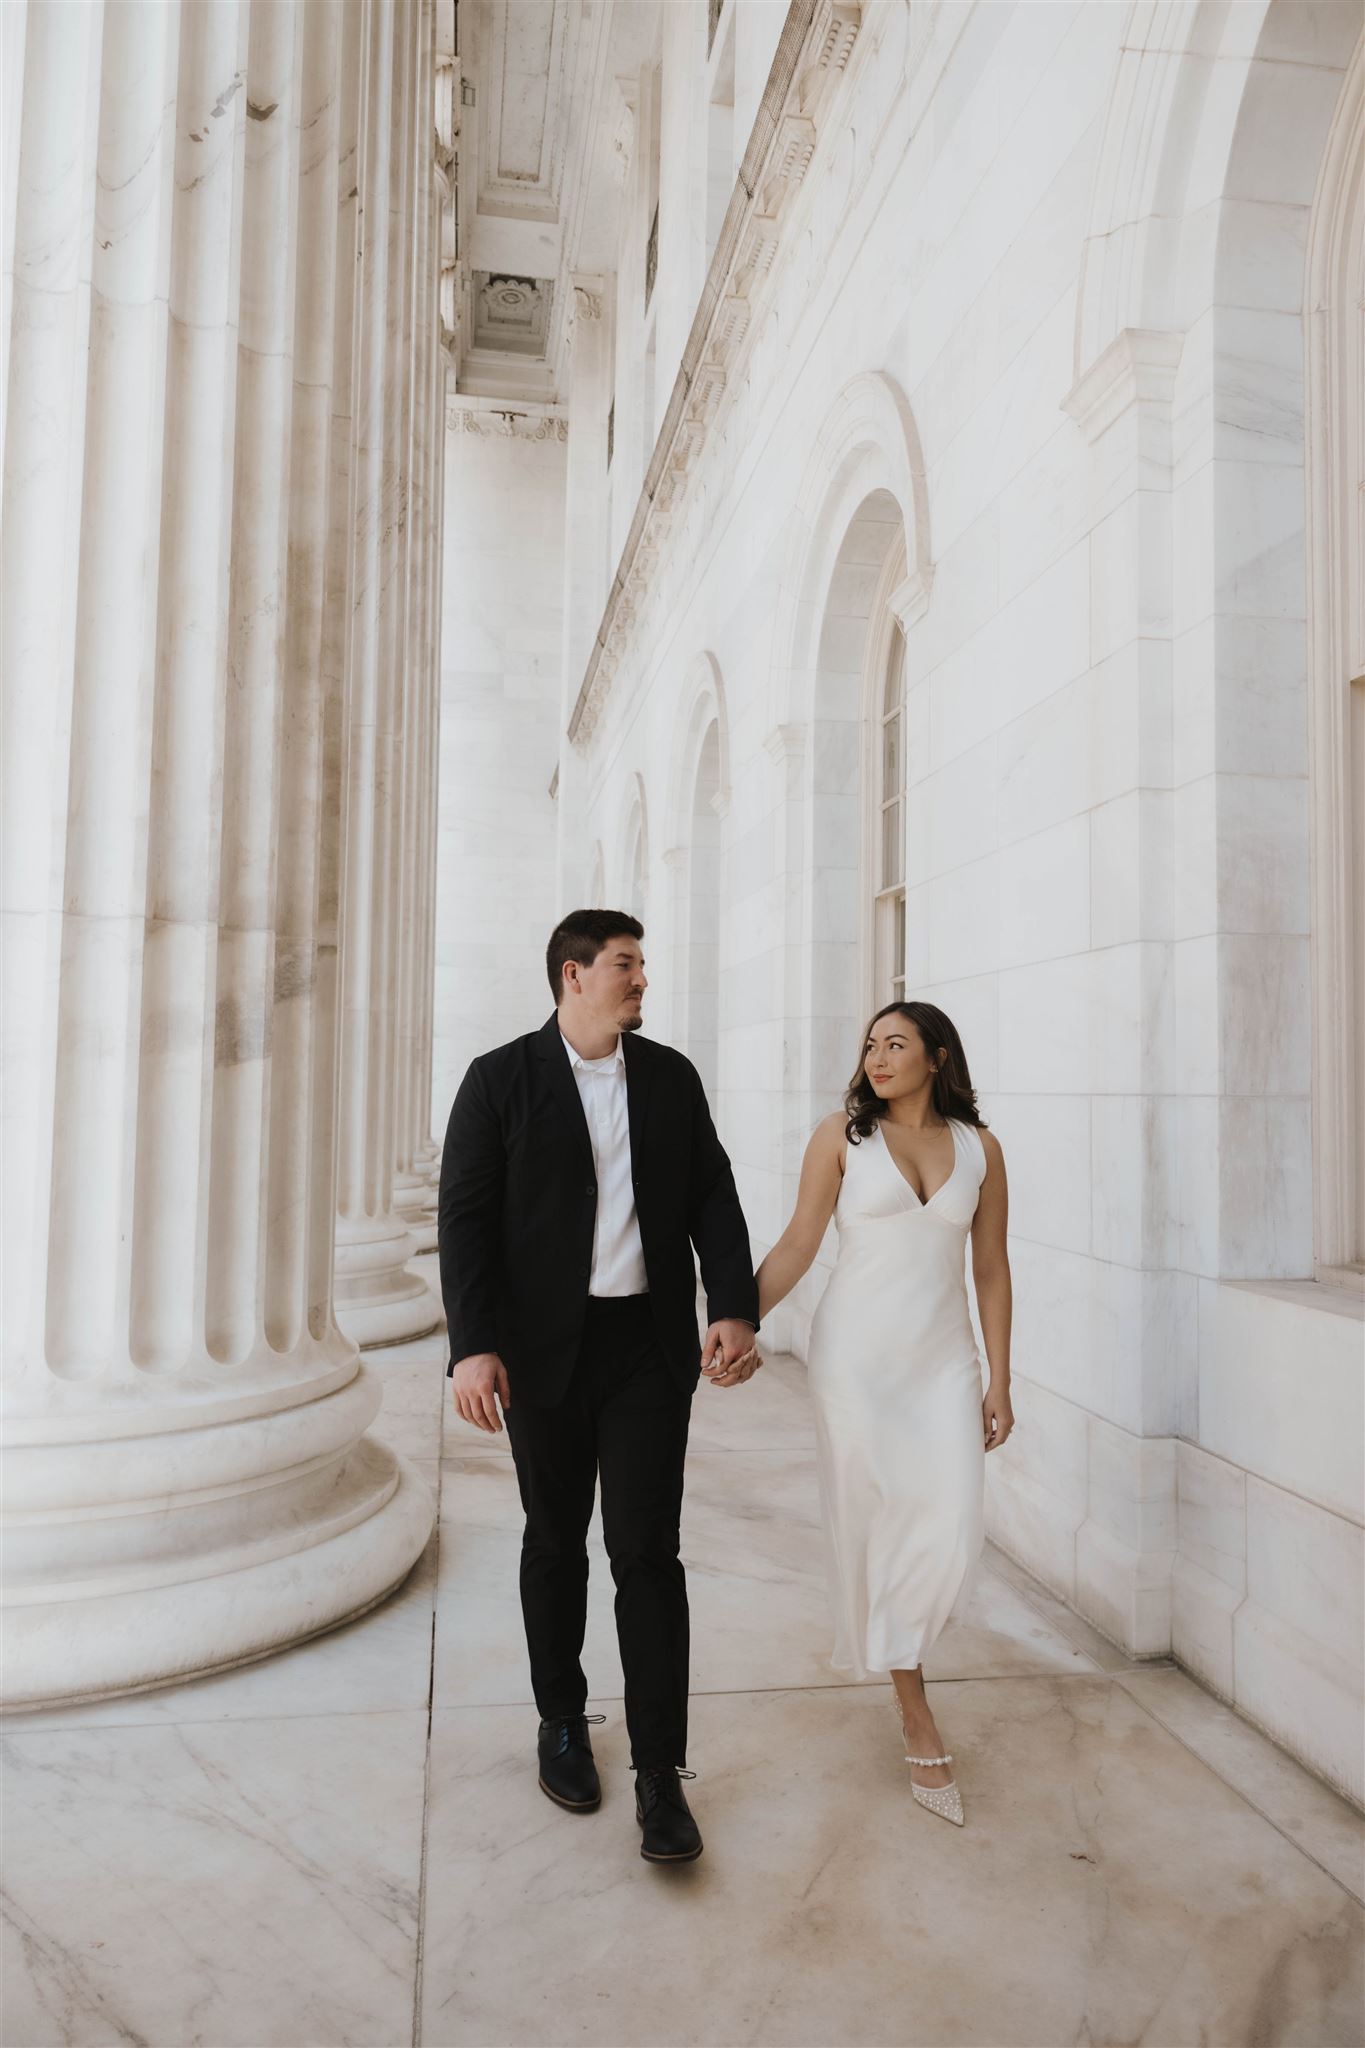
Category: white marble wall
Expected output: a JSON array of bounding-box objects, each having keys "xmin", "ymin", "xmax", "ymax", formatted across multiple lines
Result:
[
  {"xmin": 1, "ymin": 0, "xmax": 446, "ymax": 1710},
  {"xmin": 460, "ymin": 0, "xmax": 1364, "ymax": 1798}
]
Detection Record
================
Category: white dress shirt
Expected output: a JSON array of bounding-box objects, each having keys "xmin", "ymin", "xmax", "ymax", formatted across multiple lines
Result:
[{"xmin": 560, "ymin": 1031, "xmax": 648, "ymax": 1296}]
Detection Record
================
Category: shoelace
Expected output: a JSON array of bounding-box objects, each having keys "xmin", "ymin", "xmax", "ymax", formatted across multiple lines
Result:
[
  {"xmin": 635, "ymin": 1764, "xmax": 696, "ymax": 1811},
  {"xmin": 547, "ymin": 1712, "xmax": 605, "ymax": 1754}
]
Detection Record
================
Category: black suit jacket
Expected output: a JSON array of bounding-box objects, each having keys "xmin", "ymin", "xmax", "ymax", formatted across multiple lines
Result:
[{"xmin": 438, "ymin": 1014, "xmax": 760, "ymax": 1404}]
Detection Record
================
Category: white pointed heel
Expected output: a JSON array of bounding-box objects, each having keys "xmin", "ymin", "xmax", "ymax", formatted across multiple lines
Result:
[{"xmin": 904, "ymin": 1752, "xmax": 965, "ymax": 1828}]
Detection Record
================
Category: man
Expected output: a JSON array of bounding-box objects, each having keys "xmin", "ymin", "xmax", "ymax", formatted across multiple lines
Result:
[{"xmin": 438, "ymin": 910, "xmax": 760, "ymax": 1864}]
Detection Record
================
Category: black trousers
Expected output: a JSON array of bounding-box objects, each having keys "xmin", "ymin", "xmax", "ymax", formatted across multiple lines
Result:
[{"xmin": 504, "ymin": 1295, "xmax": 693, "ymax": 1768}]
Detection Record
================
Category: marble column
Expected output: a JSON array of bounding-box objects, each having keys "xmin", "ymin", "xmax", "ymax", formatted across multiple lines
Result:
[
  {"xmin": 391, "ymin": 62, "xmax": 444, "ymax": 1253},
  {"xmin": 416, "ymin": 120, "xmax": 455, "ymax": 1192},
  {"xmin": 410, "ymin": 217, "xmax": 448, "ymax": 1215},
  {"xmin": 0, "ymin": 0, "xmax": 438, "ymax": 1710},
  {"xmin": 332, "ymin": 0, "xmax": 443, "ymax": 1345}
]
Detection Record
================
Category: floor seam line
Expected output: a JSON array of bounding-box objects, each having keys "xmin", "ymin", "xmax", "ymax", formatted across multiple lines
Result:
[
  {"xmin": 981, "ymin": 1558, "xmax": 1134, "ymax": 1670},
  {"xmin": 426, "ymin": 1669, "xmax": 1129, "ymax": 1715},
  {"xmin": 410, "ymin": 1464, "xmax": 442, "ymax": 2048},
  {"xmin": 0, "ymin": 1700, "xmax": 433, "ymax": 1737}
]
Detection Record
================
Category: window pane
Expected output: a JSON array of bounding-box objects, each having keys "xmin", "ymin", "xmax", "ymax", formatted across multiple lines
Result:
[
  {"xmin": 875, "ymin": 890, "xmax": 908, "ymax": 1003},
  {"xmin": 883, "ymin": 624, "xmax": 906, "ymax": 718},
  {"xmin": 882, "ymin": 706, "xmax": 903, "ymax": 799},
  {"xmin": 881, "ymin": 798, "xmax": 904, "ymax": 888}
]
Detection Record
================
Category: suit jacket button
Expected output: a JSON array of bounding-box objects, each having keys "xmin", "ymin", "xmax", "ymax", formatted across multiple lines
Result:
[{"xmin": 584, "ymin": 1181, "xmax": 595, "ymax": 1196}]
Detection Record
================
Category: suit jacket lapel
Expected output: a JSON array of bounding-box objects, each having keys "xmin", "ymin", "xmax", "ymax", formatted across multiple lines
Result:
[
  {"xmin": 535, "ymin": 1013, "xmax": 594, "ymax": 1169},
  {"xmin": 623, "ymin": 1030, "xmax": 651, "ymax": 1171}
]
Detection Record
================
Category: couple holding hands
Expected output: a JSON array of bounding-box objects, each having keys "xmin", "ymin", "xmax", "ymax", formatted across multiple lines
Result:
[{"xmin": 438, "ymin": 909, "xmax": 1013, "ymax": 1864}]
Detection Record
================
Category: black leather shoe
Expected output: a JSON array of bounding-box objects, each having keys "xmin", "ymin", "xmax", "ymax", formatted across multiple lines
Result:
[
  {"xmin": 537, "ymin": 1715, "xmax": 604, "ymax": 1811},
  {"xmin": 635, "ymin": 1766, "xmax": 703, "ymax": 1863}
]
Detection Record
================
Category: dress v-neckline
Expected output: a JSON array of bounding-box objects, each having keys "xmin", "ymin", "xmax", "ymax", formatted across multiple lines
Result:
[{"xmin": 874, "ymin": 1120, "xmax": 957, "ymax": 1209}]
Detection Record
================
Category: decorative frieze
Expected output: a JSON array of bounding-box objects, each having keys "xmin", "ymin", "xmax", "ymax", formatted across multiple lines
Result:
[
  {"xmin": 569, "ymin": 0, "xmax": 864, "ymax": 744},
  {"xmin": 447, "ymin": 402, "xmax": 568, "ymax": 441},
  {"xmin": 800, "ymin": 0, "xmax": 860, "ymax": 99},
  {"xmin": 732, "ymin": 212, "xmax": 780, "ymax": 298}
]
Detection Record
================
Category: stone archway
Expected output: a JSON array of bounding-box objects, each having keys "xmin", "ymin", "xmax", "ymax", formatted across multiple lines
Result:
[{"xmin": 767, "ymin": 371, "xmax": 930, "ymax": 1170}]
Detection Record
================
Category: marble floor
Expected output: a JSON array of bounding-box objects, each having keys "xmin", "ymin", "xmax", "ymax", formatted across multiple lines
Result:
[{"xmin": 5, "ymin": 1282, "xmax": 1363, "ymax": 2048}]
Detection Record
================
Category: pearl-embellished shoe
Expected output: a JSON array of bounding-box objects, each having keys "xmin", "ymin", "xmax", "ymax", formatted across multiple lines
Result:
[{"xmin": 904, "ymin": 1752, "xmax": 965, "ymax": 1827}]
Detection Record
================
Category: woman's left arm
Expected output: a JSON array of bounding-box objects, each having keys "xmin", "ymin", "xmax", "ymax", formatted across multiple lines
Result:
[{"xmin": 970, "ymin": 1129, "xmax": 1014, "ymax": 1452}]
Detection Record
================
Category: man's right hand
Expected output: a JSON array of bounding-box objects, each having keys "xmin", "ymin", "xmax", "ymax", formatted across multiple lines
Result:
[{"xmin": 450, "ymin": 1352, "xmax": 511, "ymax": 1434}]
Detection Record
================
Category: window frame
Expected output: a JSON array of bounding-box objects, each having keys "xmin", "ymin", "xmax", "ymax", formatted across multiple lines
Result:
[{"xmin": 859, "ymin": 546, "xmax": 911, "ymax": 1015}]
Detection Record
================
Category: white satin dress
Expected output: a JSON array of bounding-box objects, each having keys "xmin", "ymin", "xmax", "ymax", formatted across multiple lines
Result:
[{"xmin": 806, "ymin": 1118, "xmax": 988, "ymax": 1679}]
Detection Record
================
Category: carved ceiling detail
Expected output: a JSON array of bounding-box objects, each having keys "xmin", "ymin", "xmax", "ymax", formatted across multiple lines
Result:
[
  {"xmin": 447, "ymin": 401, "xmax": 569, "ymax": 442},
  {"xmin": 477, "ymin": 0, "xmax": 570, "ymax": 222},
  {"xmin": 470, "ymin": 272, "xmax": 555, "ymax": 357}
]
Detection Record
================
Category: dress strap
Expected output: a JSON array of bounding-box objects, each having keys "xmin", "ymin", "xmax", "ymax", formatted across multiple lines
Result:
[{"xmin": 953, "ymin": 1119, "xmax": 987, "ymax": 1187}]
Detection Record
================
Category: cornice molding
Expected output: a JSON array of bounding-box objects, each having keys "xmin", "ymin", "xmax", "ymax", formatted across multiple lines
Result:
[{"xmin": 568, "ymin": 0, "xmax": 862, "ymax": 746}]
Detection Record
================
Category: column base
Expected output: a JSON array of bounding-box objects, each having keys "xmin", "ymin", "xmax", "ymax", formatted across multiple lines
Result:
[
  {"xmin": 392, "ymin": 1168, "xmax": 438, "ymax": 1255},
  {"xmin": 393, "ymin": 1165, "xmax": 435, "ymax": 1213},
  {"xmin": 334, "ymin": 1211, "xmax": 443, "ymax": 1349},
  {"xmin": 1, "ymin": 1370, "xmax": 435, "ymax": 1711},
  {"xmin": 414, "ymin": 1139, "xmax": 441, "ymax": 1197}
]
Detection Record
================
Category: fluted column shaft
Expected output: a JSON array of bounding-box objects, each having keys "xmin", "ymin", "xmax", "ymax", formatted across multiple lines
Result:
[
  {"xmin": 0, "ymin": 0, "xmax": 440, "ymax": 1710},
  {"xmin": 393, "ymin": 45, "xmax": 445, "ymax": 1243},
  {"xmin": 415, "ymin": 218, "xmax": 449, "ymax": 1191},
  {"xmin": 331, "ymin": 0, "xmax": 444, "ymax": 1345}
]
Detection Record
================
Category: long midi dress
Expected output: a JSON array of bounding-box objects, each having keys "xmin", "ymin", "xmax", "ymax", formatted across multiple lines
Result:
[{"xmin": 806, "ymin": 1118, "xmax": 988, "ymax": 1678}]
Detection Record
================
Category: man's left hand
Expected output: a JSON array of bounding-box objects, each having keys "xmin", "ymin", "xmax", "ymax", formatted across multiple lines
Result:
[{"xmin": 701, "ymin": 1319, "xmax": 762, "ymax": 1388}]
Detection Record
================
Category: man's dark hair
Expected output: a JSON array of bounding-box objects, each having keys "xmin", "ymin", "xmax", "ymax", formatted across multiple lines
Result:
[{"xmin": 546, "ymin": 909, "xmax": 644, "ymax": 1003}]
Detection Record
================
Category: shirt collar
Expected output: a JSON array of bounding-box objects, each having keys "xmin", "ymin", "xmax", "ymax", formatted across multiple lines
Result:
[{"xmin": 560, "ymin": 1028, "xmax": 624, "ymax": 1074}]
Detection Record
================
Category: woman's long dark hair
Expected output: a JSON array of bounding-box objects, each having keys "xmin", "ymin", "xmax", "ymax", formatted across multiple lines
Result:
[{"xmin": 844, "ymin": 1001, "xmax": 984, "ymax": 1142}]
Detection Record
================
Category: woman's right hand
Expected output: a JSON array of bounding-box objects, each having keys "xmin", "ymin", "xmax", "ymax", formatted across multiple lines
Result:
[{"xmin": 982, "ymin": 1380, "xmax": 1013, "ymax": 1451}]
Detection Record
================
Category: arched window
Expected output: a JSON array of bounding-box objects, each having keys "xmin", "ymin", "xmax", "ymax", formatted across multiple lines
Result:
[{"xmin": 873, "ymin": 622, "xmax": 907, "ymax": 1004}]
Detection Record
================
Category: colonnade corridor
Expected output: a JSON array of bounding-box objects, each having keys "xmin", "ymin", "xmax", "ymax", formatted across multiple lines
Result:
[{"xmin": 5, "ymin": 1254, "xmax": 1360, "ymax": 2048}]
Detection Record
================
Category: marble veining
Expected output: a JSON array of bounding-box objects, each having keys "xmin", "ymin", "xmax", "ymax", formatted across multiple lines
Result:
[{"xmin": 4, "ymin": 1331, "xmax": 1361, "ymax": 2046}]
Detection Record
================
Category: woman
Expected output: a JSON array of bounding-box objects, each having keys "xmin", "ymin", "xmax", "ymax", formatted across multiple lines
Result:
[{"xmin": 755, "ymin": 1001, "xmax": 1013, "ymax": 1826}]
